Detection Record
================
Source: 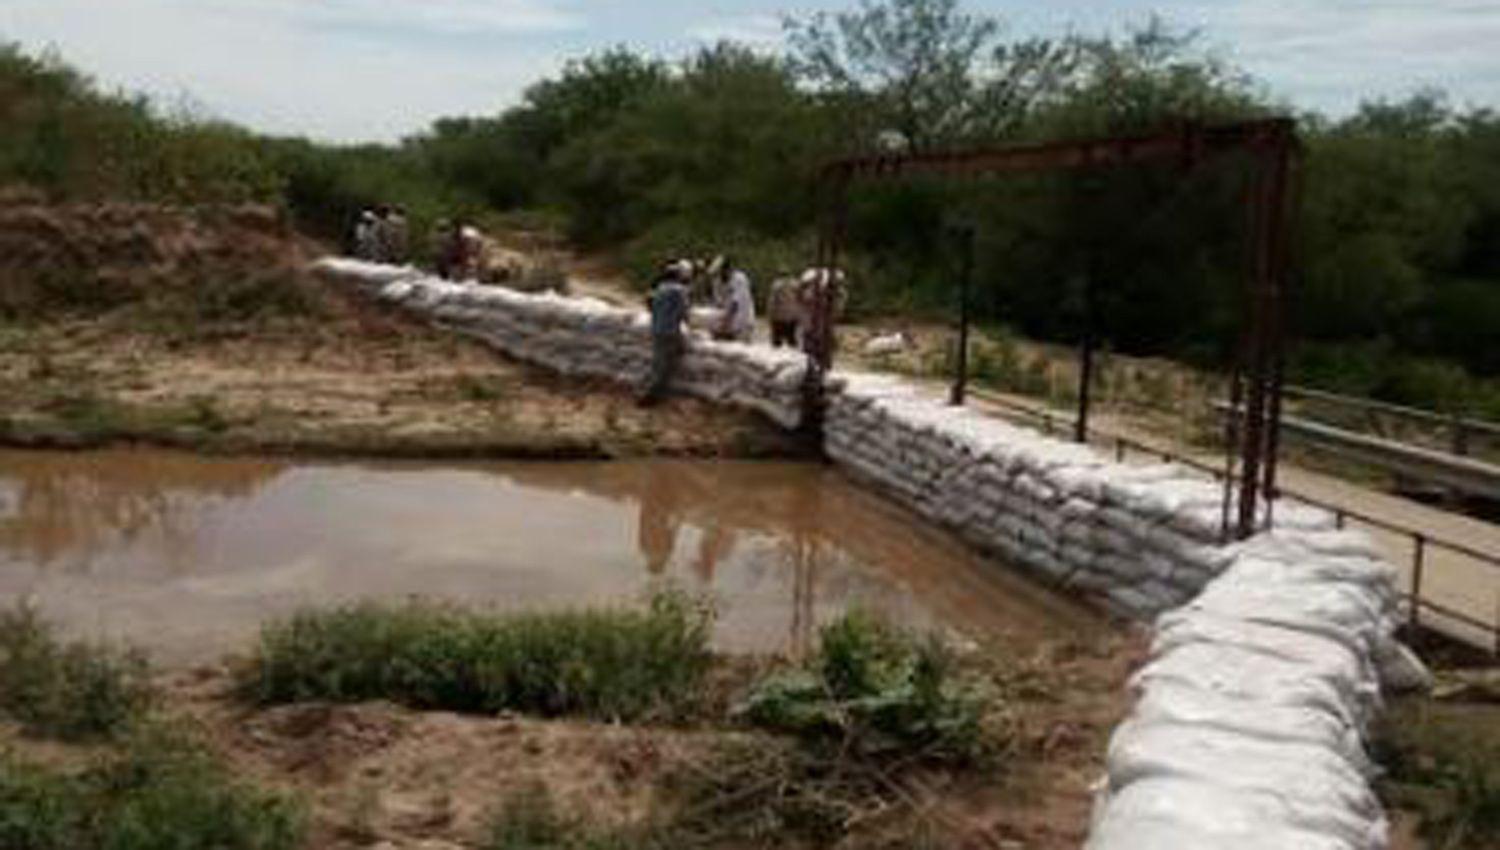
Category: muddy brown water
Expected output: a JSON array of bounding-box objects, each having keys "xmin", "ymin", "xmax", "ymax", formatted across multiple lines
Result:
[{"xmin": 0, "ymin": 449, "xmax": 1104, "ymax": 666}]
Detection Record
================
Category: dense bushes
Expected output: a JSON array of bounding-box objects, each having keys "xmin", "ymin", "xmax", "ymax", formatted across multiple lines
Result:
[
  {"xmin": 0, "ymin": 45, "xmax": 280, "ymax": 204},
  {"xmin": 242, "ymin": 592, "xmax": 714, "ymax": 721}
]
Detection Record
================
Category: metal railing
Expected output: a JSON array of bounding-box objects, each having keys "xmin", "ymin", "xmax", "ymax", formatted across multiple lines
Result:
[
  {"xmin": 1284, "ymin": 384, "xmax": 1500, "ymax": 459},
  {"xmin": 1215, "ymin": 403, "xmax": 1500, "ymax": 501},
  {"xmin": 967, "ymin": 387, "xmax": 1500, "ymax": 652}
]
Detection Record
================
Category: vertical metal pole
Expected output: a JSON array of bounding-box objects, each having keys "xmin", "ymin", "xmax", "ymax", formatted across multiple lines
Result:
[
  {"xmin": 1237, "ymin": 126, "xmax": 1293, "ymax": 540},
  {"xmin": 1260, "ymin": 136, "xmax": 1299, "ymax": 532},
  {"xmin": 1410, "ymin": 533, "xmax": 1427, "ymax": 632},
  {"xmin": 1221, "ymin": 364, "xmax": 1245, "ymax": 543},
  {"xmin": 804, "ymin": 166, "xmax": 847, "ymax": 436},
  {"xmin": 950, "ymin": 225, "xmax": 975, "ymax": 407},
  {"xmin": 1075, "ymin": 270, "xmax": 1096, "ymax": 443}
]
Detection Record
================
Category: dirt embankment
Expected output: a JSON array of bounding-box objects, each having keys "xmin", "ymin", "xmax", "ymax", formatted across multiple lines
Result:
[{"xmin": 0, "ymin": 198, "xmax": 802, "ymax": 460}]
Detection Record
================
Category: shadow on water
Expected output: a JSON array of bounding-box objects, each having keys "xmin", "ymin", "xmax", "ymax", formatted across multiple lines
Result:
[{"xmin": 0, "ymin": 449, "xmax": 1104, "ymax": 665}]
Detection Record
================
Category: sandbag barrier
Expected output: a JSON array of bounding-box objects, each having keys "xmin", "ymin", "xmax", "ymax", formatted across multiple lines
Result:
[
  {"xmin": 316, "ymin": 258, "xmax": 1423, "ymax": 849},
  {"xmin": 822, "ymin": 373, "xmax": 1422, "ymax": 850},
  {"xmin": 315, "ymin": 259, "xmax": 808, "ymax": 429}
]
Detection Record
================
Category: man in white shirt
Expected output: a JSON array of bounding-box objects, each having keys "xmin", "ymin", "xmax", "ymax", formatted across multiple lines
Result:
[{"xmin": 714, "ymin": 257, "xmax": 756, "ymax": 343}]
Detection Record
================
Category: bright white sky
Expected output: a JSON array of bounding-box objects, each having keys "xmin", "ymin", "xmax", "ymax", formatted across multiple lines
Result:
[{"xmin": 2, "ymin": 0, "xmax": 1497, "ymax": 142}]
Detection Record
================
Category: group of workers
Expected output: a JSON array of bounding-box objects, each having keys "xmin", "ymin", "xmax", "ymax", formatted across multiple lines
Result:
[
  {"xmin": 641, "ymin": 254, "xmax": 847, "ymax": 405},
  {"xmin": 429, "ymin": 219, "xmax": 486, "ymax": 281},
  {"xmin": 350, "ymin": 208, "xmax": 488, "ymax": 282},
  {"xmin": 350, "ymin": 205, "xmax": 410, "ymax": 264}
]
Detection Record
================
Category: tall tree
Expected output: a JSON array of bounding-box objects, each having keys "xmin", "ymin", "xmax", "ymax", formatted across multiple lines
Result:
[{"xmin": 783, "ymin": 0, "xmax": 1075, "ymax": 150}]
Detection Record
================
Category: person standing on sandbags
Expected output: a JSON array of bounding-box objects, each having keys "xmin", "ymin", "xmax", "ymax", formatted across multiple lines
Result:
[
  {"xmin": 767, "ymin": 269, "xmax": 803, "ymax": 349},
  {"xmin": 712, "ymin": 256, "xmax": 756, "ymax": 343},
  {"xmin": 353, "ymin": 209, "xmax": 379, "ymax": 260},
  {"xmin": 641, "ymin": 261, "xmax": 692, "ymax": 406}
]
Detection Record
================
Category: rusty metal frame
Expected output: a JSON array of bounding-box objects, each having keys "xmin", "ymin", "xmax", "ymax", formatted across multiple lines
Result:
[{"xmin": 811, "ymin": 118, "xmax": 1302, "ymax": 541}]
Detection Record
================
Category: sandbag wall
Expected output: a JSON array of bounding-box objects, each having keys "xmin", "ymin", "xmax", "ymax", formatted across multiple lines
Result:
[
  {"xmin": 314, "ymin": 259, "xmax": 809, "ymax": 428},
  {"xmin": 822, "ymin": 372, "xmax": 1342, "ymax": 619},
  {"xmin": 1086, "ymin": 529, "xmax": 1418, "ymax": 850}
]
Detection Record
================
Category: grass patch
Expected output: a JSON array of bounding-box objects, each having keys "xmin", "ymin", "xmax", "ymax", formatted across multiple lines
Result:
[
  {"xmin": 738, "ymin": 610, "xmax": 989, "ymax": 764},
  {"xmin": 241, "ymin": 591, "xmax": 713, "ymax": 722},
  {"xmin": 0, "ymin": 603, "xmax": 153, "ymax": 741},
  {"xmin": 0, "ymin": 727, "xmax": 304, "ymax": 850}
]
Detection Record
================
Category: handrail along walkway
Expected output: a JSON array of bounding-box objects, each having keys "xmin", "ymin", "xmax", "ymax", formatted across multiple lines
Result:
[{"xmin": 967, "ymin": 387, "xmax": 1500, "ymax": 652}]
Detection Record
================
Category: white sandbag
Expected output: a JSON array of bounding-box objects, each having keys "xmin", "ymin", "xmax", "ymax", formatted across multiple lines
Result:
[
  {"xmin": 1374, "ymin": 639, "xmax": 1433, "ymax": 694},
  {"xmin": 1107, "ymin": 718, "xmax": 1382, "ymax": 818},
  {"xmin": 1153, "ymin": 610, "xmax": 1378, "ymax": 691},
  {"xmin": 1131, "ymin": 679, "xmax": 1371, "ymax": 773},
  {"xmin": 1132, "ymin": 641, "xmax": 1378, "ymax": 729},
  {"xmin": 1087, "ymin": 777, "xmax": 1366, "ymax": 850}
]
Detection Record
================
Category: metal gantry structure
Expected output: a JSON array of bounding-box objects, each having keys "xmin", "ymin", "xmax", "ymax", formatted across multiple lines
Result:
[{"xmin": 808, "ymin": 118, "xmax": 1303, "ymax": 542}]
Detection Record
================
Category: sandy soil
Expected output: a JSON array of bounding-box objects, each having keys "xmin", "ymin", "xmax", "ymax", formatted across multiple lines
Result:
[
  {"xmin": 0, "ymin": 200, "xmax": 801, "ymax": 460},
  {"xmin": 0, "ymin": 630, "xmax": 1145, "ymax": 850},
  {"xmin": 0, "ymin": 290, "xmax": 803, "ymax": 460}
]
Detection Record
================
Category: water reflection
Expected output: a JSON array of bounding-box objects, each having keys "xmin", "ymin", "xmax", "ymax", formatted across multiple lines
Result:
[
  {"xmin": 0, "ymin": 450, "xmax": 283, "ymax": 573},
  {"xmin": 0, "ymin": 450, "xmax": 1102, "ymax": 665}
]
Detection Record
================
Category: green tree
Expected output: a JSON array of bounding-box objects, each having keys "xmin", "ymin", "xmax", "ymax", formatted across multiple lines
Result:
[{"xmin": 784, "ymin": 0, "xmax": 1076, "ymax": 149}]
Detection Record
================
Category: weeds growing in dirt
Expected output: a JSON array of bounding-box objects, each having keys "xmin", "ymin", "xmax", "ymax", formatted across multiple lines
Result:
[
  {"xmin": 738, "ymin": 610, "xmax": 988, "ymax": 764},
  {"xmin": 0, "ymin": 602, "xmax": 153, "ymax": 741},
  {"xmin": 0, "ymin": 725, "xmax": 304, "ymax": 850},
  {"xmin": 485, "ymin": 784, "xmax": 648, "ymax": 850},
  {"xmin": 1378, "ymin": 699, "xmax": 1500, "ymax": 849},
  {"xmin": 243, "ymin": 591, "xmax": 714, "ymax": 722}
]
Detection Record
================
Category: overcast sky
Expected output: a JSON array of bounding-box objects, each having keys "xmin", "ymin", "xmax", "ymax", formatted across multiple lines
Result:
[{"xmin": 2, "ymin": 0, "xmax": 1497, "ymax": 142}]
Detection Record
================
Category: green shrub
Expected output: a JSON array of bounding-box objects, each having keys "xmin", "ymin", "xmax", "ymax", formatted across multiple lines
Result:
[
  {"xmin": 0, "ymin": 604, "xmax": 153, "ymax": 740},
  {"xmin": 87, "ymin": 727, "xmax": 305, "ymax": 850},
  {"xmin": 0, "ymin": 729, "xmax": 303, "ymax": 850},
  {"xmin": 0, "ymin": 758, "xmax": 86, "ymax": 849},
  {"xmin": 244, "ymin": 592, "xmax": 713, "ymax": 722},
  {"xmin": 738, "ymin": 610, "xmax": 986, "ymax": 763}
]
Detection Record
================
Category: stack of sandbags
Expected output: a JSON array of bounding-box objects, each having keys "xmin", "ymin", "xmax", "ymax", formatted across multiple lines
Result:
[
  {"xmin": 313, "ymin": 259, "xmax": 810, "ymax": 428},
  {"xmin": 823, "ymin": 372, "xmax": 1338, "ymax": 617},
  {"xmin": 1086, "ymin": 529, "xmax": 1424, "ymax": 850}
]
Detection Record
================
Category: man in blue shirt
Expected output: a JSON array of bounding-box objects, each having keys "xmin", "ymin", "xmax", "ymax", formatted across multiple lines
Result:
[{"xmin": 641, "ymin": 262, "xmax": 691, "ymax": 405}]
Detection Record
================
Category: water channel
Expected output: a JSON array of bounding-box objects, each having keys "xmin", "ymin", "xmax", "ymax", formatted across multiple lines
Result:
[{"xmin": 0, "ymin": 449, "xmax": 1103, "ymax": 665}]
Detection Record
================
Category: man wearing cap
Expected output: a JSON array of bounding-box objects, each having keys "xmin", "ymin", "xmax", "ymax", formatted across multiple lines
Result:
[{"xmin": 641, "ymin": 262, "xmax": 692, "ymax": 405}]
